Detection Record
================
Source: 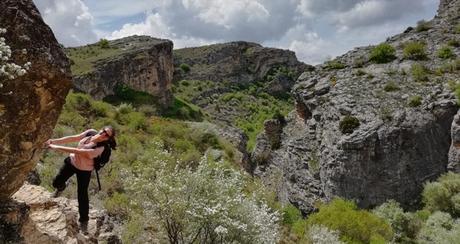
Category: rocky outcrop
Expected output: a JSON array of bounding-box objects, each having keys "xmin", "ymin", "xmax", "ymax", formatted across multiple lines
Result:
[
  {"xmin": 188, "ymin": 122, "xmax": 250, "ymax": 171},
  {"xmin": 1, "ymin": 183, "xmax": 120, "ymax": 243},
  {"xmin": 448, "ymin": 110, "xmax": 460, "ymax": 172},
  {"xmin": 0, "ymin": 0, "xmax": 72, "ymax": 200},
  {"xmin": 70, "ymin": 36, "xmax": 174, "ymax": 106},
  {"xmin": 253, "ymin": 0, "xmax": 460, "ymax": 213},
  {"xmin": 174, "ymin": 41, "xmax": 313, "ymax": 96}
]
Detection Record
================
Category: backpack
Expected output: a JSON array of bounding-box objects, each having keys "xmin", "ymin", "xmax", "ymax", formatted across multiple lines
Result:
[{"xmin": 85, "ymin": 130, "xmax": 112, "ymax": 190}]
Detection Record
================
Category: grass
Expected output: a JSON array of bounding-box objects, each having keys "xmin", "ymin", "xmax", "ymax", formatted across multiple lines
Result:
[
  {"xmin": 437, "ymin": 46, "xmax": 455, "ymax": 59},
  {"xmin": 403, "ymin": 41, "xmax": 427, "ymax": 60},
  {"xmin": 416, "ymin": 20, "xmax": 431, "ymax": 32},
  {"xmin": 408, "ymin": 95, "xmax": 422, "ymax": 107},
  {"xmin": 383, "ymin": 81, "xmax": 400, "ymax": 92},
  {"xmin": 411, "ymin": 63, "xmax": 430, "ymax": 82},
  {"xmin": 370, "ymin": 43, "xmax": 396, "ymax": 63},
  {"xmin": 326, "ymin": 60, "xmax": 346, "ymax": 69},
  {"xmin": 66, "ymin": 45, "xmax": 125, "ymax": 75}
]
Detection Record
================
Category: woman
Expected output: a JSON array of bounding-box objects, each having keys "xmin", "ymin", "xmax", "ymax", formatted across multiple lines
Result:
[{"xmin": 45, "ymin": 126, "xmax": 116, "ymax": 232}]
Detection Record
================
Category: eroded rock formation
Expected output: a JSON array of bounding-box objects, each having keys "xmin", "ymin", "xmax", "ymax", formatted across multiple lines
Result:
[
  {"xmin": 253, "ymin": 0, "xmax": 460, "ymax": 213},
  {"xmin": 2, "ymin": 183, "xmax": 120, "ymax": 243},
  {"xmin": 173, "ymin": 41, "xmax": 313, "ymax": 96},
  {"xmin": 69, "ymin": 36, "xmax": 174, "ymax": 106},
  {"xmin": 0, "ymin": 0, "xmax": 71, "ymax": 200}
]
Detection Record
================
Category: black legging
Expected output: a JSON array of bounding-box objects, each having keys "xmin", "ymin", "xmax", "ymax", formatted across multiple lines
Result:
[{"xmin": 52, "ymin": 157, "xmax": 92, "ymax": 222}]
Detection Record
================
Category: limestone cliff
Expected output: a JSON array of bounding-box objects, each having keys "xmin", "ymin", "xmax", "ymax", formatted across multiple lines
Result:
[
  {"xmin": 68, "ymin": 36, "xmax": 174, "ymax": 106},
  {"xmin": 173, "ymin": 41, "xmax": 313, "ymax": 96},
  {"xmin": 0, "ymin": 0, "xmax": 71, "ymax": 200},
  {"xmin": 253, "ymin": 0, "xmax": 460, "ymax": 213}
]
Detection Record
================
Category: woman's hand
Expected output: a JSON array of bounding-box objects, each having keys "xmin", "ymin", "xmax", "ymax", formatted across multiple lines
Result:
[{"xmin": 44, "ymin": 139, "xmax": 53, "ymax": 148}]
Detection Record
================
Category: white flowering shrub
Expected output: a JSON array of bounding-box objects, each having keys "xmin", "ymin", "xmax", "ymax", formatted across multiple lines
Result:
[
  {"xmin": 373, "ymin": 200, "xmax": 409, "ymax": 242},
  {"xmin": 125, "ymin": 149, "xmax": 280, "ymax": 243},
  {"xmin": 307, "ymin": 225, "xmax": 343, "ymax": 244},
  {"xmin": 0, "ymin": 28, "xmax": 31, "ymax": 85},
  {"xmin": 416, "ymin": 211, "xmax": 460, "ymax": 244}
]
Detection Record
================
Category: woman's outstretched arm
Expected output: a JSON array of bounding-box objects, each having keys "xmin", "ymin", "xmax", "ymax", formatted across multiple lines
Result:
[
  {"xmin": 46, "ymin": 129, "xmax": 97, "ymax": 145},
  {"xmin": 49, "ymin": 144, "xmax": 103, "ymax": 158}
]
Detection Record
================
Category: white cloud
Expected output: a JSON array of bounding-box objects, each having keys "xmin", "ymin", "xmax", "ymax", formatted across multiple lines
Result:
[
  {"xmin": 33, "ymin": 0, "xmax": 99, "ymax": 46},
  {"xmin": 32, "ymin": 0, "xmax": 439, "ymax": 64},
  {"xmin": 109, "ymin": 12, "xmax": 220, "ymax": 49},
  {"xmin": 182, "ymin": 0, "xmax": 270, "ymax": 28},
  {"xmin": 333, "ymin": 0, "xmax": 425, "ymax": 30}
]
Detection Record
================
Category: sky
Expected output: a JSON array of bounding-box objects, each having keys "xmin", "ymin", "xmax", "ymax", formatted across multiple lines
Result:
[{"xmin": 32, "ymin": 0, "xmax": 439, "ymax": 65}]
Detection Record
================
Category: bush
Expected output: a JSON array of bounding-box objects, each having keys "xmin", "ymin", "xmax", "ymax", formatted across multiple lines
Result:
[
  {"xmin": 339, "ymin": 116, "xmax": 360, "ymax": 134},
  {"xmin": 355, "ymin": 69, "xmax": 367, "ymax": 76},
  {"xmin": 98, "ymin": 38, "xmax": 110, "ymax": 49},
  {"xmin": 403, "ymin": 42, "xmax": 427, "ymax": 60},
  {"xmin": 411, "ymin": 63, "xmax": 429, "ymax": 82},
  {"xmin": 90, "ymin": 100, "xmax": 111, "ymax": 117},
  {"xmin": 306, "ymin": 225, "xmax": 344, "ymax": 244},
  {"xmin": 305, "ymin": 198, "xmax": 393, "ymax": 243},
  {"xmin": 282, "ymin": 204, "xmax": 303, "ymax": 226},
  {"xmin": 384, "ymin": 81, "xmax": 400, "ymax": 92},
  {"xmin": 326, "ymin": 60, "xmax": 346, "ymax": 69},
  {"xmin": 126, "ymin": 159, "xmax": 281, "ymax": 243},
  {"xmin": 370, "ymin": 43, "xmax": 396, "ymax": 63},
  {"xmin": 408, "ymin": 95, "xmax": 422, "ymax": 107},
  {"xmin": 422, "ymin": 172, "xmax": 460, "ymax": 217},
  {"xmin": 180, "ymin": 63, "xmax": 191, "ymax": 73},
  {"xmin": 438, "ymin": 46, "xmax": 455, "ymax": 59},
  {"xmin": 416, "ymin": 20, "xmax": 431, "ymax": 32},
  {"xmin": 448, "ymin": 39, "xmax": 460, "ymax": 47},
  {"xmin": 416, "ymin": 211, "xmax": 460, "ymax": 244},
  {"xmin": 373, "ymin": 200, "xmax": 415, "ymax": 242},
  {"xmin": 104, "ymin": 192, "xmax": 131, "ymax": 219}
]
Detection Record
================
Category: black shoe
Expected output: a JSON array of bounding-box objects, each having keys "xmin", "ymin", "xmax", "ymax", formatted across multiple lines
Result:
[{"xmin": 79, "ymin": 220, "xmax": 89, "ymax": 235}]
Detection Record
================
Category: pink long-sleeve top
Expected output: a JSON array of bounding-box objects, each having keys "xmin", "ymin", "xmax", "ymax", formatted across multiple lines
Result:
[{"xmin": 70, "ymin": 129, "xmax": 104, "ymax": 171}]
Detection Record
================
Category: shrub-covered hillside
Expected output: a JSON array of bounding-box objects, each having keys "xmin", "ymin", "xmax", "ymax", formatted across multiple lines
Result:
[{"xmin": 38, "ymin": 92, "xmax": 281, "ymax": 242}]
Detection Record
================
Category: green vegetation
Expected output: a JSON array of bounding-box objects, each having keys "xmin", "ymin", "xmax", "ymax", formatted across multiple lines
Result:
[
  {"xmin": 282, "ymin": 204, "xmax": 303, "ymax": 226},
  {"xmin": 370, "ymin": 43, "xmax": 396, "ymax": 63},
  {"xmin": 355, "ymin": 69, "xmax": 367, "ymax": 76},
  {"xmin": 403, "ymin": 41, "xmax": 427, "ymax": 60},
  {"xmin": 437, "ymin": 59, "xmax": 460, "ymax": 74},
  {"xmin": 456, "ymin": 23, "xmax": 460, "ymax": 34},
  {"xmin": 179, "ymin": 63, "xmax": 190, "ymax": 73},
  {"xmin": 384, "ymin": 81, "xmax": 400, "ymax": 92},
  {"xmin": 339, "ymin": 116, "xmax": 360, "ymax": 134},
  {"xmin": 411, "ymin": 63, "xmax": 429, "ymax": 82},
  {"xmin": 380, "ymin": 107, "xmax": 393, "ymax": 122},
  {"xmin": 39, "ymin": 92, "xmax": 284, "ymax": 242},
  {"xmin": 173, "ymin": 79, "xmax": 293, "ymax": 151},
  {"xmin": 438, "ymin": 46, "xmax": 456, "ymax": 59},
  {"xmin": 98, "ymin": 38, "xmax": 110, "ymax": 49},
  {"xmin": 65, "ymin": 44, "xmax": 125, "ymax": 75},
  {"xmin": 416, "ymin": 20, "xmax": 431, "ymax": 32},
  {"xmin": 422, "ymin": 172, "xmax": 460, "ymax": 217},
  {"xmin": 408, "ymin": 95, "xmax": 422, "ymax": 107},
  {"xmin": 296, "ymin": 199, "xmax": 393, "ymax": 243},
  {"xmin": 326, "ymin": 60, "xmax": 346, "ymax": 69},
  {"xmin": 448, "ymin": 39, "xmax": 460, "ymax": 47}
]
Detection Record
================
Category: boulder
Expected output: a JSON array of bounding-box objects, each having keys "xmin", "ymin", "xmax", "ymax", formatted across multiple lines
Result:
[{"xmin": 0, "ymin": 0, "xmax": 72, "ymax": 200}]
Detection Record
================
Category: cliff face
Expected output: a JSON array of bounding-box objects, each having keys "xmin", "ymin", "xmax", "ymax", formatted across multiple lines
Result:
[
  {"xmin": 253, "ymin": 0, "xmax": 460, "ymax": 213},
  {"xmin": 69, "ymin": 36, "xmax": 174, "ymax": 106},
  {"xmin": 174, "ymin": 41, "xmax": 313, "ymax": 96},
  {"xmin": 0, "ymin": 0, "xmax": 71, "ymax": 200}
]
